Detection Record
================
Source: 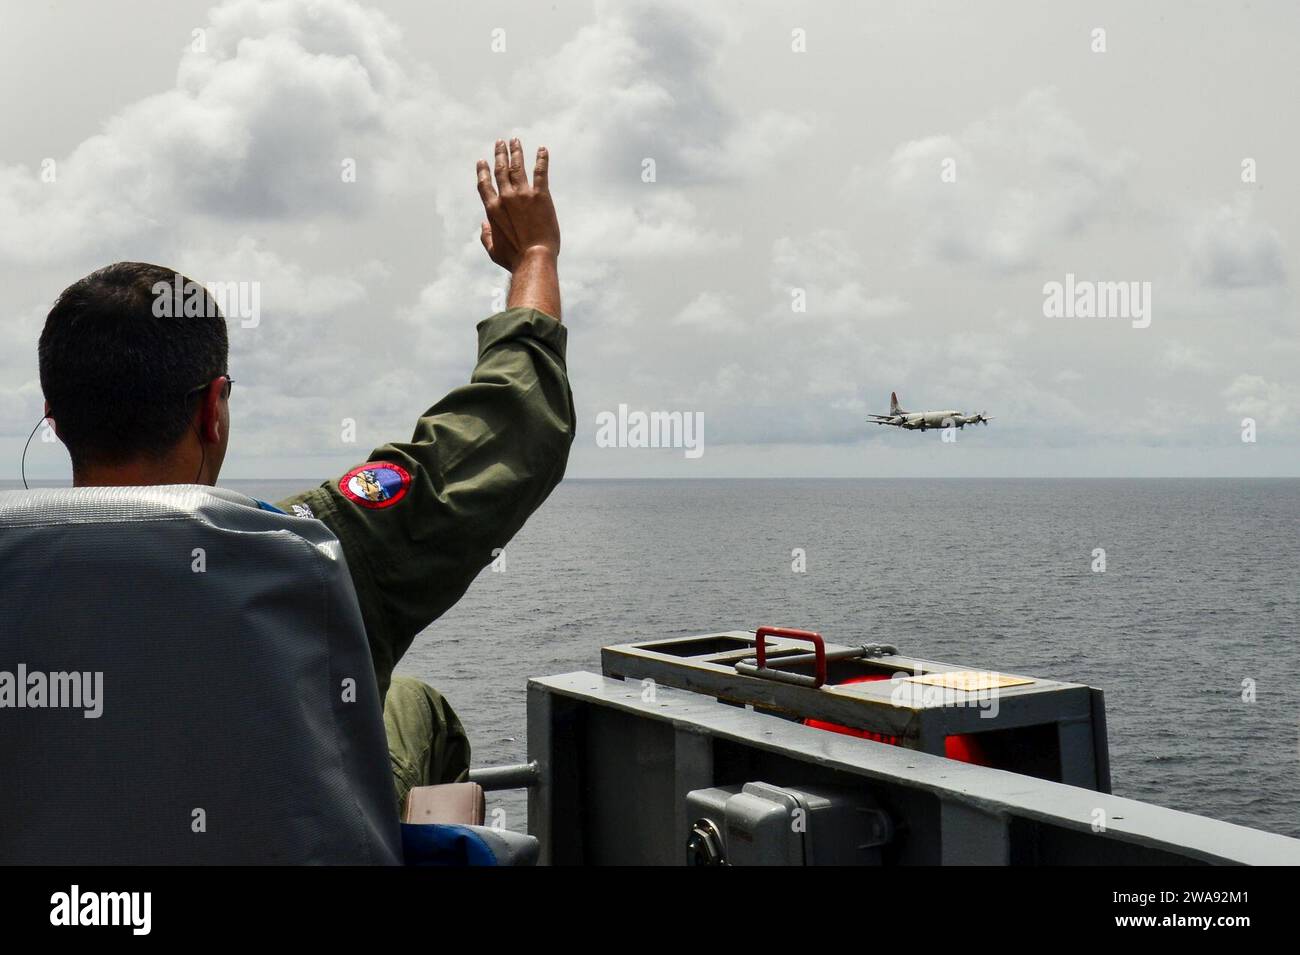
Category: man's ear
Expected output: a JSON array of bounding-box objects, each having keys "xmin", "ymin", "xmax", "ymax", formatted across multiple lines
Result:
[
  {"xmin": 42, "ymin": 400, "xmax": 60, "ymax": 440},
  {"xmin": 199, "ymin": 378, "xmax": 225, "ymax": 445}
]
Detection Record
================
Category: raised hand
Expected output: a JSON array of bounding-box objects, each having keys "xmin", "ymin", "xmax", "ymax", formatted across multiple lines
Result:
[{"xmin": 476, "ymin": 138, "xmax": 560, "ymax": 273}]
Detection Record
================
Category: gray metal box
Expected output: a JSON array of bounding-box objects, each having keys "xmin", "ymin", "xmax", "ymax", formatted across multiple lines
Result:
[{"xmin": 685, "ymin": 781, "xmax": 892, "ymax": 865}]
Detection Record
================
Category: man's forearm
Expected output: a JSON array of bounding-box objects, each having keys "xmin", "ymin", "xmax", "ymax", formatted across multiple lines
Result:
[{"xmin": 507, "ymin": 247, "xmax": 561, "ymax": 321}]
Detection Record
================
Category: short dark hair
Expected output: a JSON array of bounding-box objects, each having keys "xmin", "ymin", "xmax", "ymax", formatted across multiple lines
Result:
[{"xmin": 38, "ymin": 262, "xmax": 229, "ymax": 468}]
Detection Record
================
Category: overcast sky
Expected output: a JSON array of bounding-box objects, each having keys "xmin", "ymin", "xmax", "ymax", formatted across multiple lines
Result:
[{"xmin": 2, "ymin": 0, "xmax": 1296, "ymax": 479}]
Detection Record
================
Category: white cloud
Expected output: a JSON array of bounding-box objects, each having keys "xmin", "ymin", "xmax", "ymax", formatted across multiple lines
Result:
[
  {"xmin": 885, "ymin": 88, "xmax": 1131, "ymax": 273},
  {"xmin": 1158, "ymin": 343, "xmax": 1216, "ymax": 374},
  {"xmin": 526, "ymin": 1, "xmax": 807, "ymax": 190},
  {"xmin": 0, "ymin": 0, "xmax": 417, "ymax": 265},
  {"xmin": 771, "ymin": 231, "xmax": 908, "ymax": 319},
  {"xmin": 1186, "ymin": 195, "xmax": 1286, "ymax": 289},
  {"xmin": 673, "ymin": 291, "xmax": 740, "ymax": 331},
  {"xmin": 1223, "ymin": 374, "xmax": 1293, "ymax": 428}
]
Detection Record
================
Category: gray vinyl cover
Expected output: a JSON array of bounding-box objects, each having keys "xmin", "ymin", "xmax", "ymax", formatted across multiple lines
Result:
[{"xmin": 0, "ymin": 486, "xmax": 403, "ymax": 864}]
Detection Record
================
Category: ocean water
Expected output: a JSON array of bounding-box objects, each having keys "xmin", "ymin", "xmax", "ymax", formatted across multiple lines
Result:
[{"xmin": 16, "ymin": 477, "xmax": 1300, "ymax": 838}]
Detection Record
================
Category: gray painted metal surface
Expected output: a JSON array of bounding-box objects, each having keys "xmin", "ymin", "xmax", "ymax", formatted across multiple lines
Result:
[
  {"xmin": 469, "ymin": 761, "xmax": 540, "ymax": 792},
  {"xmin": 528, "ymin": 671, "xmax": 1300, "ymax": 865},
  {"xmin": 686, "ymin": 782, "xmax": 893, "ymax": 865}
]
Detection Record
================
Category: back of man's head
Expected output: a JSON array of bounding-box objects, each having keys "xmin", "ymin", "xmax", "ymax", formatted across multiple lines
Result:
[{"xmin": 38, "ymin": 262, "xmax": 229, "ymax": 471}]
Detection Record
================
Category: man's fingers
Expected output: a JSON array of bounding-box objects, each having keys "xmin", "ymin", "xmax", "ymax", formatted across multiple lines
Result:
[
  {"xmin": 493, "ymin": 139, "xmax": 512, "ymax": 194},
  {"xmin": 480, "ymin": 221, "xmax": 494, "ymax": 255},
  {"xmin": 476, "ymin": 160, "xmax": 496, "ymax": 203},
  {"xmin": 533, "ymin": 146, "xmax": 549, "ymax": 191},
  {"xmin": 507, "ymin": 138, "xmax": 528, "ymax": 189}
]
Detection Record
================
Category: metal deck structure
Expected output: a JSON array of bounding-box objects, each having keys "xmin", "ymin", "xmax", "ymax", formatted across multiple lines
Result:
[{"xmin": 524, "ymin": 671, "xmax": 1300, "ymax": 865}]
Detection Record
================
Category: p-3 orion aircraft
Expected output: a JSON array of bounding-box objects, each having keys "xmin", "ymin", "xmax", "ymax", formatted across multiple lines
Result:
[{"xmin": 868, "ymin": 392, "xmax": 994, "ymax": 431}]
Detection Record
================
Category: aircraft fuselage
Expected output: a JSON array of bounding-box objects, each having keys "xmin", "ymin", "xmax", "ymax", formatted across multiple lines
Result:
[{"xmin": 895, "ymin": 410, "xmax": 964, "ymax": 429}]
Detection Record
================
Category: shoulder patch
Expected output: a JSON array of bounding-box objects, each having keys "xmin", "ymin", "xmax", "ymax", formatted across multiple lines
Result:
[{"xmin": 339, "ymin": 461, "xmax": 411, "ymax": 509}]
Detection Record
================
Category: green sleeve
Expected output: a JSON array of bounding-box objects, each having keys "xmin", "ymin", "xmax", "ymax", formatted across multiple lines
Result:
[{"xmin": 276, "ymin": 306, "xmax": 575, "ymax": 699}]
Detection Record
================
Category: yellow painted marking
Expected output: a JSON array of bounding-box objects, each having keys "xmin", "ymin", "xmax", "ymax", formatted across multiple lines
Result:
[{"xmin": 904, "ymin": 671, "xmax": 1034, "ymax": 692}]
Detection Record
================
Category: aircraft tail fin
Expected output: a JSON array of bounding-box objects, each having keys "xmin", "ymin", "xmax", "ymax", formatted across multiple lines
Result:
[{"xmin": 889, "ymin": 391, "xmax": 903, "ymax": 415}]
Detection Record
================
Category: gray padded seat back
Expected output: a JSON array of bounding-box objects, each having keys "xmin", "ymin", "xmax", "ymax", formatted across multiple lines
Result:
[{"xmin": 0, "ymin": 485, "xmax": 402, "ymax": 864}]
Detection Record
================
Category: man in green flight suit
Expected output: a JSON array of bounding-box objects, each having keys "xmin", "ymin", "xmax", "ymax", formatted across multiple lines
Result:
[{"xmin": 35, "ymin": 138, "xmax": 573, "ymax": 811}]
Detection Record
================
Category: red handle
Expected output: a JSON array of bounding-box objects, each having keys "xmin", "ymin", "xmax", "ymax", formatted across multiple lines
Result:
[{"xmin": 755, "ymin": 626, "xmax": 827, "ymax": 688}]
